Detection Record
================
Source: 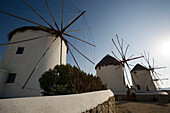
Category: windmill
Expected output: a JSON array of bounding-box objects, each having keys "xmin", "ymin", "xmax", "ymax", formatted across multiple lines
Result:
[
  {"xmin": 111, "ymin": 34, "xmax": 143, "ymax": 86},
  {"xmin": 141, "ymin": 51, "xmax": 167, "ymax": 90},
  {"xmin": 0, "ymin": 0, "xmax": 95, "ymax": 97}
]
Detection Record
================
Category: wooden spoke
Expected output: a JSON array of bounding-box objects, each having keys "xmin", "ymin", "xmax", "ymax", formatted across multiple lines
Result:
[
  {"xmin": 62, "ymin": 11, "xmax": 86, "ymax": 32},
  {"xmin": 67, "ymin": 46, "xmax": 80, "ymax": 69},
  {"xmin": 143, "ymin": 51, "xmax": 149, "ymax": 63},
  {"xmin": 23, "ymin": 0, "xmax": 55, "ymax": 30},
  {"xmin": 121, "ymin": 38, "xmax": 123, "ymax": 53},
  {"xmin": 154, "ymin": 78, "xmax": 168, "ymax": 81},
  {"xmin": 151, "ymin": 71, "xmax": 161, "ymax": 89},
  {"xmin": 45, "ymin": 0, "xmax": 60, "ymax": 31},
  {"xmin": 126, "ymin": 56, "xmax": 144, "ymax": 62},
  {"xmin": 148, "ymin": 52, "xmax": 150, "ymax": 64},
  {"xmin": 153, "ymin": 58, "xmax": 154, "ymax": 68},
  {"xmin": 63, "ymin": 33, "xmax": 96, "ymax": 47},
  {"xmin": 65, "ymin": 39, "xmax": 95, "ymax": 65},
  {"xmin": 127, "ymin": 54, "xmax": 134, "ymax": 60},
  {"xmin": 154, "ymin": 71, "xmax": 162, "ymax": 76},
  {"xmin": 61, "ymin": 0, "xmax": 64, "ymax": 29},
  {"xmin": 125, "ymin": 62, "xmax": 131, "ymax": 71},
  {"xmin": 64, "ymin": 11, "xmax": 80, "ymax": 28},
  {"xmin": 116, "ymin": 34, "xmax": 124, "ymax": 56},
  {"xmin": 154, "ymin": 66, "xmax": 166, "ymax": 70},
  {"xmin": 0, "ymin": 10, "xmax": 47, "ymax": 27},
  {"xmin": 64, "ymin": 28, "xmax": 91, "ymax": 33},
  {"xmin": 0, "ymin": 35, "xmax": 53, "ymax": 47},
  {"xmin": 111, "ymin": 51, "xmax": 121, "ymax": 61},
  {"xmin": 154, "ymin": 72, "xmax": 163, "ymax": 84},
  {"xmin": 22, "ymin": 37, "xmax": 57, "ymax": 89},
  {"xmin": 112, "ymin": 39, "xmax": 123, "ymax": 57},
  {"xmin": 124, "ymin": 44, "xmax": 129, "ymax": 57}
]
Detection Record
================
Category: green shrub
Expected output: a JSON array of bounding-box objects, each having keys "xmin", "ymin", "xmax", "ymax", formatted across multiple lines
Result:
[{"xmin": 39, "ymin": 64, "xmax": 107, "ymax": 96}]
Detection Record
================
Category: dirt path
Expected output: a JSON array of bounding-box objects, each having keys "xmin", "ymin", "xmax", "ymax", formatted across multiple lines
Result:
[{"xmin": 116, "ymin": 101, "xmax": 170, "ymax": 113}]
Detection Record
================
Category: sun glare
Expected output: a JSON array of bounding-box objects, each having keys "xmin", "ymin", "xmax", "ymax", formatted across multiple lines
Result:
[{"xmin": 160, "ymin": 41, "xmax": 170, "ymax": 56}]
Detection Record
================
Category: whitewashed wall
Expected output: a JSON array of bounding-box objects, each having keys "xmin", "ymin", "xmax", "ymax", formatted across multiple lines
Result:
[
  {"xmin": 96, "ymin": 65, "xmax": 127, "ymax": 94},
  {"xmin": 0, "ymin": 29, "xmax": 67, "ymax": 98},
  {"xmin": 131, "ymin": 70, "xmax": 156, "ymax": 92},
  {"xmin": 0, "ymin": 69, "xmax": 9, "ymax": 95},
  {"xmin": 0, "ymin": 89, "xmax": 114, "ymax": 113}
]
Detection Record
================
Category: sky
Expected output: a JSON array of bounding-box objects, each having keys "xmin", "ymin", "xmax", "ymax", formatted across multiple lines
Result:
[{"xmin": 0, "ymin": 0, "xmax": 170, "ymax": 88}]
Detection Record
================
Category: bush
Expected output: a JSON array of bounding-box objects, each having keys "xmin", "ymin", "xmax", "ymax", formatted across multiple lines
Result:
[{"xmin": 39, "ymin": 64, "xmax": 107, "ymax": 96}]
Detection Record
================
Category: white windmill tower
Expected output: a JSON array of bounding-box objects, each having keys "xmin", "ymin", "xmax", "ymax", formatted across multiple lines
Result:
[
  {"xmin": 0, "ymin": 0, "xmax": 95, "ymax": 98},
  {"xmin": 95, "ymin": 34, "xmax": 143, "ymax": 94},
  {"xmin": 131, "ymin": 52, "xmax": 167, "ymax": 92}
]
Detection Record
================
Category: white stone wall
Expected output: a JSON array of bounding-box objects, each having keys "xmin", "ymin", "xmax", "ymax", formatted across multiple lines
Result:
[
  {"xmin": 0, "ymin": 69, "xmax": 9, "ymax": 95},
  {"xmin": 96, "ymin": 65, "xmax": 127, "ymax": 93},
  {"xmin": 0, "ymin": 89, "xmax": 114, "ymax": 113},
  {"xmin": 0, "ymin": 29, "xmax": 67, "ymax": 98},
  {"xmin": 131, "ymin": 70, "xmax": 156, "ymax": 92}
]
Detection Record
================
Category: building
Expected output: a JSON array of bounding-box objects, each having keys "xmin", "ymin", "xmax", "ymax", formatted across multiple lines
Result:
[
  {"xmin": 95, "ymin": 54, "xmax": 127, "ymax": 94},
  {"xmin": 0, "ymin": 26, "xmax": 67, "ymax": 98},
  {"xmin": 131, "ymin": 64, "xmax": 157, "ymax": 92}
]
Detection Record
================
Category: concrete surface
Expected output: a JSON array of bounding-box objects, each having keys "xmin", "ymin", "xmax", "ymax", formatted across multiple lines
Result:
[{"xmin": 0, "ymin": 89, "xmax": 114, "ymax": 113}]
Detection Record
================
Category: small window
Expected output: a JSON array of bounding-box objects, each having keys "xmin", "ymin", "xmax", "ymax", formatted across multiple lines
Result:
[
  {"xmin": 146, "ymin": 86, "xmax": 150, "ymax": 91},
  {"xmin": 6, "ymin": 73, "xmax": 16, "ymax": 83},
  {"xmin": 16, "ymin": 47, "xmax": 24, "ymax": 54},
  {"xmin": 137, "ymin": 85, "xmax": 141, "ymax": 90},
  {"xmin": 134, "ymin": 71, "xmax": 137, "ymax": 74}
]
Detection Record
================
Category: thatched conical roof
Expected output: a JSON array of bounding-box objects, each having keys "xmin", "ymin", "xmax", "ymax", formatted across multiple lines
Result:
[
  {"xmin": 95, "ymin": 54, "xmax": 121, "ymax": 69},
  {"xmin": 8, "ymin": 26, "xmax": 57, "ymax": 41},
  {"xmin": 131, "ymin": 63, "xmax": 149, "ymax": 72}
]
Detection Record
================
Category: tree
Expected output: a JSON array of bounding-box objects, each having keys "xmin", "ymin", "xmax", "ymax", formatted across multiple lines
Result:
[{"xmin": 39, "ymin": 64, "xmax": 107, "ymax": 96}]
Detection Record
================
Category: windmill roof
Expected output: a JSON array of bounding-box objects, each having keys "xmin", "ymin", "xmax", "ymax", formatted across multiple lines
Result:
[
  {"xmin": 131, "ymin": 63, "xmax": 149, "ymax": 72},
  {"xmin": 8, "ymin": 26, "xmax": 57, "ymax": 41},
  {"xmin": 8, "ymin": 26, "xmax": 68, "ymax": 52},
  {"xmin": 95, "ymin": 54, "xmax": 121, "ymax": 69}
]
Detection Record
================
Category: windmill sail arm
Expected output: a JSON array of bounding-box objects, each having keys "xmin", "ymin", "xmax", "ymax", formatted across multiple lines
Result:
[
  {"xmin": 111, "ymin": 51, "xmax": 121, "ymax": 61},
  {"xmin": 124, "ymin": 44, "xmax": 129, "ymax": 56},
  {"xmin": 153, "ymin": 78, "xmax": 168, "ymax": 81},
  {"xmin": 64, "ymin": 38, "xmax": 95, "ymax": 65},
  {"xmin": 126, "ymin": 56, "xmax": 144, "ymax": 62},
  {"xmin": 64, "ymin": 28, "xmax": 91, "ymax": 33},
  {"xmin": 23, "ymin": 0, "xmax": 55, "ymax": 30},
  {"xmin": 45, "ymin": 0, "xmax": 60, "ymax": 31},
  {"xmin": 154, "ymin": 67, "xmax": 166, "ymax": 69},
  {"xmin": 62, "ymin": 11, "xmax": 86, "ymax": 32},
  {"xmin": 0, "ymin": 35, "xmax": 54, "ymax": 47},
  {"xmin": 0, "ymin": 10, "xmax": 47, "ymax": 27},
  {"xmin": 63, "ymin": 33, "xmax": 95, "ymax": 47},
  {"xmin": 116, "ymin": 34, "xmax": 124, "ymax": 56},
  {"xmin": 22, "ymin": 37, "xmax": 57, "ymax": 89},
  {"xmin": 64, "ymin": 11, "xmax": 80, "ymax": 28},
  {"xmin": 112, "ymin": 39, "xmax": 123, "ymax": 57},
  {"xmin": 67, "ymin": 46, "xmax": 80, "ymax": 69}
]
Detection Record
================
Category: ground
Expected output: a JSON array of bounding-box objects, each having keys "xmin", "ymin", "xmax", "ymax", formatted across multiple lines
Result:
[{"xmin": 116, "ymin": 101, "xmax": 170, "ymax": 113}]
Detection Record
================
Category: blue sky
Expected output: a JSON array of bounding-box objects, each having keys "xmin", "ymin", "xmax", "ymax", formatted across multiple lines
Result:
[{"xmin": 0, "ymin": 0, "xmax": 170, "ymax": 88}]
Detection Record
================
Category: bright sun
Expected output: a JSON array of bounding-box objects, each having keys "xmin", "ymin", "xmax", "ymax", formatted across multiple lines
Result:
[{"xmin": 160, "ymin": 41, "xmax": 170, "ymax": 56}]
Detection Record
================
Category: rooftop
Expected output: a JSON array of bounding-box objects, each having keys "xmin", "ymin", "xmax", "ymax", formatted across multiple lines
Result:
[
  {"xmin": 95, "ymin": 54, "xmax": 121, "ymax": 69},
  {"xmin": 131, "ymin": 63, "xmax": 149, "ymax": 72},
  {"xmin": 8, "ymin": 26, "xmax": 57, "ymax": 41}
]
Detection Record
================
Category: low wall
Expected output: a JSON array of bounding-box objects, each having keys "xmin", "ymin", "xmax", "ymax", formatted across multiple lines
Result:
[
  {"xmin": 115, "ymin": 92, "xmax": 169, "ymax": 102},
  {"xmin": 83, "ymin": 96, "xmax": 115, "ymax": 113},
  {"xmin": 0, "ymin": 89, "xmax": 115, "ymax": 113}
]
